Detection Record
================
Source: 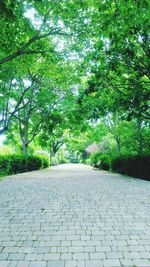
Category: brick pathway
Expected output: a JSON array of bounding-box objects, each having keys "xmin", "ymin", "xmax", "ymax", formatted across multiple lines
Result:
[{"xmin": 0, "ymin": 164, "xmax": 150, "ymax": 267}]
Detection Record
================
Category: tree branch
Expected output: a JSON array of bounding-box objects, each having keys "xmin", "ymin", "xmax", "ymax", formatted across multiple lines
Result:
[{"xmin": 0, "ymin": 27, "xmax": 66, "ymax": 65}]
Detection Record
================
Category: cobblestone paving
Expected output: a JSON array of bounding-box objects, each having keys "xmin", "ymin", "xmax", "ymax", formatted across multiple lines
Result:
[{"xmin": 0, "ymin": 164, "xmax": 150, "ymax": 267}]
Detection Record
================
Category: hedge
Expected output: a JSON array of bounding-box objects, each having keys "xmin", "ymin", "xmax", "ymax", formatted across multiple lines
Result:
[
  {"xmin": 0, "ymin": 155, "xmax": 49, "ymax": 176},
  {"xmin": 111, "ymin": 154, "xmax": 150, "ymax": 180}
]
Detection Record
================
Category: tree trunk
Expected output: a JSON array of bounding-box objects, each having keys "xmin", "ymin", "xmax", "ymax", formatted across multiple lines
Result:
[
  {"xmin": 137, "ymin": 118, "xmax": 143, "ymax": 154},
  {"xmin": 116, "ymin": 136, "xmax": 121, "ymax": 157},
  {"xmin": 49, "ymin": 142, "xmax": 55, "ymax": 163},
  {"xmin": 23, "ymin": 142, "xmax": 28, "ymax": 171}
]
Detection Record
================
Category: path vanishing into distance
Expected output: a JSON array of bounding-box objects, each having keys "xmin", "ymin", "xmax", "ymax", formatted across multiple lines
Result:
[{"xmin": 0, "ymin": 164, "xmax": 150, "ymax": 267}]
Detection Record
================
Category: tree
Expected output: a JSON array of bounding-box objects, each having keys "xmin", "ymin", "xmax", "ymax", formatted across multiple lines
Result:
[
  {"xmin": 0, "ymin": 74, "xmax": 36, "ymax": 134},
  {"xmin": 38, "ymin": 111, "xmax": 66, "ymax": 161},
  {"xmin": 1, "ymin": 0, "xmax": 149, "ymax": 163},
  {"xmin": 0, "ymin": 0, "xmax": 91, "ymax": 65}
]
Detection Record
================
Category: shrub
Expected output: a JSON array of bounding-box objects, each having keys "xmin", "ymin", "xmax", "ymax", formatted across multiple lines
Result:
[
  {"xmin": 111, "ymin": 154, "xmax": 150, "ymax": 180},
  {"xmin": 90, "ymin": 151, "xmax": 102, "ymax": 165},
  {"xmin": 90, "ymin": 152, "xmax": 110, "ymax": 170},
  {"xmin": 80, "ymin": 159, "xmax": 86, "ymax": 164},
  {"xmin": 100, "ymin": 154, "xmax": 110, "ymax": 170},
  {"xmin": 39, "ymin": 156, "xmax": 49, "ymax": 168},
  {"xmin": 10, "ymin": 155, "xmax": 27, "ymax": 174},
  {"xmin": 51, "ymin": 157, "xmax": 59, "ymax": 166},
  {"xmin": 58, "ymin": 158, "xmax": 69, "ymax": 164},
  {"xmin": 86, "ymin": 159, "xmax": 91, "ymax": 165},
  {"xmin": 27, "ymin": 156, "xmax": 42, "ymax": 172},
  {"xmin": 0, "ymin": 155, "xmax": 11, "ymax": 175},
  {"xmin": 0, "ymin": 154, "xmax": 49, "ymax": 176}
]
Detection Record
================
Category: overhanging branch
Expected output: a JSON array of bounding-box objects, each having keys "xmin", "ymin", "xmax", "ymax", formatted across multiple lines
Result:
[{"xmin": 0, "ymin": 26, "xmax": 67, "ymax": 65}]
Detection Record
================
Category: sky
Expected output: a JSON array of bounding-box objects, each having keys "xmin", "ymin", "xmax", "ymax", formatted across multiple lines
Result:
[{"xmin": 0, "ymin": 135, "xmax": 6, "ymax": 146}]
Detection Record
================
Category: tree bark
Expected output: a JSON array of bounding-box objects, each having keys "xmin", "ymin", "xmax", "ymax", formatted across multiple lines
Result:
[
  {"xmin": 116, "ymin": 135, "xmax": 121, "ymax": 157},
  {"xmin": 137, "ymin": 117, "xmax": 143, "ymax": 154},
  {"xmin": 22, "ymin": 142, "xmax": 28, "ymax": 172}
]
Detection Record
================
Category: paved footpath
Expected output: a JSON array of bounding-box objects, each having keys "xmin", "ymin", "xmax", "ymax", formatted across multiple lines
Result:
[{"xmin": 0, "ymin": 164, "xmax": 150, "ymax": 267}]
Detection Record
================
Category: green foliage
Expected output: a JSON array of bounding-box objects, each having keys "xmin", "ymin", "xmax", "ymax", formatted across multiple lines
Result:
[
  {"xmin": 58, "ymin": 158, "xmax": 68, "ymax": 164},
  {"xmin": 90, "ymin": 151, "xmax": 110, "ymax": 170},
  {"xmin": 90, "ymin": 151, "xmax": 102, "ymax": 165},
  {"xmin": 50, "ymin": 156, "xmax": 59, "ymax": 166},
  {"xmin": 86, "ymin": 159, "xmax": 91, "ymax": 165},
  {"xmin": 100, "ymin": 154, "xmax": 110, "ymax": 171},
  {"xmin": 0, "ymin": 0, "xmax": 149, "ymax": 172},
  {"xmin": 0, "ymin": 154, "xmax": 49, "ymax": 176},
  {"xmin": 38, "ymin": 156, "xmax": 49, "ymax": 169},
  {"xmin": 0, "ymin": 145, "xmax": 15, "ymax": 155},
  {"xmin": 111, "ymin": 154, "xmax": 150, "ymax": 180},
  {"xmin": 67, "ymin": 152, "xmax": 80, "ymax": 163}
]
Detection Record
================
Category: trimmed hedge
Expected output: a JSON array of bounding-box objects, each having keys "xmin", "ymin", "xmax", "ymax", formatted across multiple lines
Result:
[
  {"xmin": 0, "ymin": 155, "xmax": 49, "ymax": 176},
  {"xmin": 111, "ymin": 154, "xmax": 150, "ymax": 180}
]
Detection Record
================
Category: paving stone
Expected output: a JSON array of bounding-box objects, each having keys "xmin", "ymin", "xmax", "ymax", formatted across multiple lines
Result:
[
  {"xmin": 95, "ymin": 246, "xmax": 111, "ymax": 252},
  {"xmin": 8, "ymin": 253, "xmax": 25, "ymax": 261},
  {"xmin": 57, "ymin": 247, "xmax": 68, "ymax": 252},
  {"xmin": 34, "ymin": 247, "xmax": 50, "ymax": 253},
  {"xmin": 73, "ymin": 253, "xmax": 89, "ymax": 260},
  {"xmin": 120, "ymin": 258, "xmax": 134, "ymax": 266},
  {"xmin": 16, "ymin": 261, "xmax": 30, "ymax": 267},
  {"xmin": 139, "ymin": 251, "xmax": 150, "ymax": 258},
  {"xmin": 29, "ymin": 261, "xmax": 47, "ymax": 267},
  {"xmin": 85, "ymin": 260, "xmax": 102, "ymax": 267},
  {"xmin": 0, "ymin": 253, "xmax": 9, "ymax": 260},
  {"xmin": 44, "ymin": 253, "xmax": 60, "ymax": 260},
  {"xmin": 9, "ymin": 262, "xmax": 18, "ymax": 267},
  {"xmin": 84, "ymin": 247, "xmax": 95, "ymax": 252},
  {"xmin": 123, "ymin": 251, "xmax": 141, "ymax": 258},
  {"xmin": 133, "ymin": 259, "xmax": 150, "ymax": 267},
  {"xmin": 25, "ymin": 254, "xmax": 37, "ymax": 260},
  {"xmin": 103, "ymin": 259, "xmax": 121, "ymax": 266},
  {"xmin": 47, "ymin": 261, "xmax": 65, "ymax": 267},
  {"xmin": 90, "ymin": 252, "xmax": 105, "ymax": 259},
  {"xmin": 0, "ymin": 261, "xmax": 10, "ymax": 267},
  {"xmin": 65, "ymin": 261, "xmax": 77, "ymax": 267},
  {"xmin": 77, "ymin": 260, "xmax": 85, "ymax": 267},
  {"xmin": 69, "ymin": 246, "xmax": 84, "ymax": 253},
  {"xmin": 61, "ymin": 253, "xmax": 72, "ymax": 260},
  {"xmin": 106, "ymin": 252, "xmax": 123, "ymax": 258},
  {"xmin": 0, "ymin": 164, "xmax": 150, "ymax": 267},
  {"xmin": 61, "ymin": 241, "xmax": 71, "ymax": 247}
]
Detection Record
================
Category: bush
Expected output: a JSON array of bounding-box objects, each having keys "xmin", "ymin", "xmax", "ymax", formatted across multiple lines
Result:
[
  {"xmin": 86, "ymin": 159, "xmax": 91, "ymax": 165},
  {"xmin": 90, "ymin": 151, "xmax": 102, "ymax": 165},
  {"xmin": 0, "ymin": 155, "xmax": 11, "ymax": 176},
  {"xmin": 80, "ymin": 159, "xmax": 86, "ymax": 164},
  {"xmin": 111, "ymin": 154, "xmax": 150, "ymax": 180},
  {"xmin": 10, "ymin": 155, "xmax": 27, "ymax": 174},
  {"xmin": 100, "ymin": 154, "xmax": 110, "ymax": 170},
  {"xmin": 90, "ymin": 152, "xmax": 110, "ymax": 170},
  {"xmin": 39, "ymin": 156, "xmax": 49, "ymax": 168},
  {"xmin": 58, "ymin": 158, "xmax": 69, "ymax": 164},
  {"xmin": 0, "ymin": 154, "xmax": 49, "ymax": 176},
  {"xmin": 51, "ymin": 157, "xmax": 59, "ymax": 166}
]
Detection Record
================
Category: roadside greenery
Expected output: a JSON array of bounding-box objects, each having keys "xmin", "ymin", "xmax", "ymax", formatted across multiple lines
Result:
[
  {"xmin": 0, "ymin": 154, "xmax": 49, "ymax": 177},
  {"xmin": 0, "ymin": 0, "xmax": 149, "ymax": 179}
]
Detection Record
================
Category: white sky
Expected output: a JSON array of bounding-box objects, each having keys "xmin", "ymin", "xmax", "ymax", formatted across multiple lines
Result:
[
  {"xmin": 0, "ymin": 135, "xmax": 6, "ymax": 146},
  {"xmin": 24, "ymin": 7, "xmax": 42, "ymax": 30}
]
